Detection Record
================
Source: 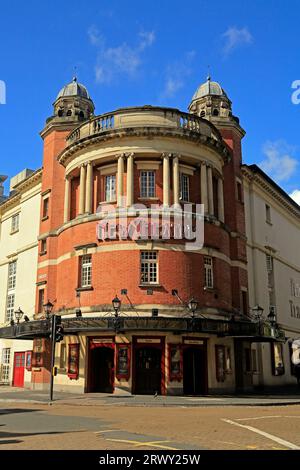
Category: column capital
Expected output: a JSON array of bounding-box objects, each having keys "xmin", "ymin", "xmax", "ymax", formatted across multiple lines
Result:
[
  {"xmin": 161, "ymin": 152, "xmax": 173, "ymax": 159},
  {"xmin": 124, "ymin": 152, "xmax": 135, "ymax": 158},
  {"xmin": 116, "ymin": 153, "xmax": 126, "ymax": 159}
]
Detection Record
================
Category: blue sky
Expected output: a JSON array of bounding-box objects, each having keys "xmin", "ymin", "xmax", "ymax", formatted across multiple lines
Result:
[{"xmin": 0, "ymin": 0, "xmax": 300, "ymax": 202}]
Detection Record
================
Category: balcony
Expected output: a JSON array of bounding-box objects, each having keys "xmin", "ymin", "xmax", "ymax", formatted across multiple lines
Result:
[{"xmin": 57, "ymin": 106, "xmax": 230, "ymax": 165}]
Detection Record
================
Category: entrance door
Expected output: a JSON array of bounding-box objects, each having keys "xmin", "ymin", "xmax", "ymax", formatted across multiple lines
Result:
[
  {"xmin": 135, "ymin": 347, "xmax": 162, "ymax": 395},
  {"xmin": 13, "ymin": 352, "xmax": 25, "ymax": 387},
  {"xmin": 183, "ymin": 347, "xmax": 206, "ymax": 395},
  {"xmin": 89, "ymin": 347, "xmax": 115, "ymax": 393}
]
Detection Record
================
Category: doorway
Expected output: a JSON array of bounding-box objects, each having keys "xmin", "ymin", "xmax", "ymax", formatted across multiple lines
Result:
[
  {"xmin": 13, "ymin": 352, "xmax": 25, "ymax": 388},
  {"xmin": 88, "ymin": 347, "xmax": 114, "ymax": 393},
  {"xmin": 183, "ymin": 347, "xmax": 207, "ymax": 395},
  {"xmin": 134, "ymin": 347, "xmax": 162, "ymax": 395}
]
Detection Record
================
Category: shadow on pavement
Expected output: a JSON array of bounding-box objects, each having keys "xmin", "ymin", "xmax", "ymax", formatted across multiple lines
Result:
[{"xmin": 0, "ymin": 409, "xmax": 39, "ymax": 416}]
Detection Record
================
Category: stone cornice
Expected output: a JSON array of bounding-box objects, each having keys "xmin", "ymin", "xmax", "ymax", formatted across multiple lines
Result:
[
  {"xmin": 242, "ymin": 165, "xmax": 300, "ymax": 220},
  {"xmin": 0, "ymin": 169, "xmax": 42, "ymax": 214},
  {"xmin": 57, "ymin": 126, "xmax": 231, "ymax": 168}
]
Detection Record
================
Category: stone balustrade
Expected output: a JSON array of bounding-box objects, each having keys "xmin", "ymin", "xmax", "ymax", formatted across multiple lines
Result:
[{"xmin": 66, "ymin": 106, "xmax": 221, "ymax": 146}]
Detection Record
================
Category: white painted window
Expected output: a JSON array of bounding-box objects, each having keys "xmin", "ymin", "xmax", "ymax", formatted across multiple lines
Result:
[
  {"xmin": 1, "ymin": 348, "xmax": 11, "ymax": 383},
  {"xmin": 140, "ymin": 251, "xmax": 158, "ymax": 284},
  {"xmin": 180, "ymin": 174, "xmax": 190, "ymax": 201},
  {"xmin": 105, "ymin": 175, "xmax": 116, "ymax": 202},
  {"xmin": 204, "ymin": 256, "xmax": 214, "ymax": 288},
  {"xmin": 8, "ymin": 261, "xmax": 17, "ymax": 290},
  {"xmin": 80, "ymin": 255, "xmax": 92, "ymax": 288},
  {"xmin": 140, "ymin": 171, "xmax": 155, "ymax": 198},
  {"xmin": 6, "ymin": 261, "xmax": 17, "ymax": 322},
  {"xmin": 6, "ymin": 294, "xmax": 15, "ymax": 322},
  {"xmin": 11, "ymin": 213, "xmax": 19, "ymax": 233}
]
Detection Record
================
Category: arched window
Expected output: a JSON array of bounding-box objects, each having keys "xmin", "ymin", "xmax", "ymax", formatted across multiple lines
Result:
[
  {"xmin": 58, "ymin": 110, "xmax": 63, "ymax": 117},
  {"xmin": 200, "ymin": 110, "xmax": 205, "ymax": 118},
  {"xmin": 79, "ymin": 111, "xmax": 84, "ymax": 119},
  {"xmin": 213, "ymin": 109, "xmax": 219, "ymax": 116},
  {"xmin": 66, "ymin": 110, "xmax": 72, "ymax": 116}
]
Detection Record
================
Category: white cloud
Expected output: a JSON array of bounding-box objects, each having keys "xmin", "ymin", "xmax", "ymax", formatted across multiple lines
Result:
[
  {"xmin": 88, "ymin": 26, "xmax": 155, "ymax": 84},
  {"xmin": 139, "ymin": 30, "xmax": 156, "ymax": 50},
  {"xmin": 259, "ymin": 140, "xmax": 298, "ymax": 183},
  {"xmin": 160, "ymin": 51, "xmax": 196, "ymax": 100},
  {"xmin": 289, "ymin": 190, "xmax": 300, "ymax": 205},
  {"xmin": 222, "ymin": 27, "xmax": 253, "ymax": 56}
]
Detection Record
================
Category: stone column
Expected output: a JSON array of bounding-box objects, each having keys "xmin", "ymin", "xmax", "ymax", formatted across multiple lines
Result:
[
  {"xmin": 163, "ymin": 153, "xmax": 170, "ymax": 206},
  {"xmin": 173, "ymin": 155, "xmax": 180, "ymax": 206},
  {"xmin": 200, "ymin": 162, "xmax": 208, "ymax": 215},
  {"xmin": 85, "ymin": 161, "xmax": 93, "ymax": 214},
  {"xmin": 79, "ymin": 164, "xmax": 86, "ymax": 215},
  {"xmin": 63, "ymin": 176, "xmax": 71, "ymax": 223},
  {"xmin": 218, "ymin": 177, "xmax": 225, "ymax": 223},
  {"xmin": 117, "ymin": 154, "xmax": 125, "ymax": 207},
  {"xmin": 126, "ymin": 153, "xmax": 134, "ymax": 207},
  {"xmin": 207, "ymin": 166, "xmax": 214, "ymax": 216}
]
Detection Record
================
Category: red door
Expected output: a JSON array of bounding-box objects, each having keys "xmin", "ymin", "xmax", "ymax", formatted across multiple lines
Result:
[{"xmin": 13, "ymin": 352, "xmax": 25, "ymax": 387}]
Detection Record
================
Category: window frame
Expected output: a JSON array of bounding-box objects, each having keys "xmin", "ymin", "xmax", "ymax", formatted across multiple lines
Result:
[
  {"xmin": 140, "ymin": 170, "xmax": 156, "ymax": 198},
  {"xmin": 38, "ymin": 289, "xmax": 45, "ymax": 314},
  {"xmin": 42, "ymin": 197, "xmax": 49, "ymax": 219},
  {"xmin": 140, "ymin": 251, "xmax": 158, "ymax": 285},
  {"xmin": 204, "ymin": 256, "xmax": 214, "ymax": 289},
  {"xmin": 265, "ymin": 204, "xmax": 272, "ymax": 224},
  {"xmin": 8, "ymin": 261, "xmax": 17, "ymax": 290},
  {"xmin": 80, "ymin": 254, "xmax": 92, "ymax": 288},
  {"xmin": 0, "ymin": 348, "xmax": 11, "ymax": 383},
  {"xmin": 180, "ymin": 173, "xmax": 190, "ymax": 202},
  {"xmin": 11, "ymin": 213, "xmax": 20, "ymax": 234},
  {"xmin": 104, "ymin": 174, "xmax": 116, "ymax": 202}
]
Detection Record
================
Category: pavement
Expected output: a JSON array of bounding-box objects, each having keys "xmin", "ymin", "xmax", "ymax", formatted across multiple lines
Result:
[
  {"xmin": 1, "ymin": 385, "xmax": 300, "ymax": 407},
  {"xmin": 1, "ymin": 401, "xmax": 300, "ymax": 450}
]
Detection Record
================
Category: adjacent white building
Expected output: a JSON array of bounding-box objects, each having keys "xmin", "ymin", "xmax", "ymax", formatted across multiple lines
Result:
[
  {"xmin": 243, "ymin": 164, "xmax": 300, "ymax": 389},
  {"xmin": 0, "ymin": 169, "xmax": 41, "ymax": 387}
]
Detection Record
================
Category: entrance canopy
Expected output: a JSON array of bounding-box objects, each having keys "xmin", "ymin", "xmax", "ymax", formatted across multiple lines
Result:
[{"xmin": 0, "ymin": 316, "xmax": 285, "ymax": 342}]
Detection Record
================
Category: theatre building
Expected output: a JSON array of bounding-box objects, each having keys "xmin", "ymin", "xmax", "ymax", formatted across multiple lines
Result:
[{"xmin": 0, "ymin": 77, "xmax": 286, "ymax": 395}]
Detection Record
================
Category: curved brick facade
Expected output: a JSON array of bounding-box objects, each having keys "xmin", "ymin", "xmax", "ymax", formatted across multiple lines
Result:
[{"xmin": 32, "ymin": 93, "xmax": 250, "ymax": 395}]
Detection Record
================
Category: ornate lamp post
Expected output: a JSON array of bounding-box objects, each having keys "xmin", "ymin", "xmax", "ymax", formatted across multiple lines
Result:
[
  {"xmin": 188, "ymin": 298, "xmax": 198, "ymax": 318},
  {"xmin": 112, "ymin": 295, "xmax": 121, "ymax": 317},
  {"xmin": 251, "ymin": 305, "xmax": 264, "ymax": 336},
  {"xmin": 43, "ymin": 300, "xmax": 56, "ymax": 402},
  {"xmin": 112, "ymin": 295, "xmax": 121, "ymax": 332},
  {"xmin": 251, "ymin": 305, "xmax": 264, "ymax": 321},
  {"xmin": 267, "ymin": 309, "xmax": 277, "ymax": 326},
  {"xmin": 43, "ymin": 300, "xmax": 54, "ymax": 320},
  {"xmin": 14, "ymin": 307, "xmax": 24, "ymax": 324}
]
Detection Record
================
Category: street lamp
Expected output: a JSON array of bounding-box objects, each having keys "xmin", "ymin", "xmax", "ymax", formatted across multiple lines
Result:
[
  {"xmin": 14, "ymin": 307, "xmax": 24, "ymax": 324},
  {"xmin": 188, "ymin": 298, "xmax": 198, "ymax": 318},
  {"xmin": 112, "ymin": 295, "xmax": 121, "ymax": 317},
  {"xmin": 251, "ymin": 305, "xmax": 264, "ymax": 321},
  {"xmin": 43, "ymin": 300, "xmax": 54, "ymax": 319},
  {"xmin": 267, "ymin": 309, "xmax": 277, "ymax": 326}
]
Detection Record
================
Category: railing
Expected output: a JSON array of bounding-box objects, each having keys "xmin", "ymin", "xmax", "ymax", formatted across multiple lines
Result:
[{"xmin": 66, "ymin": 107, "xmax": 220, "ymax": 146}]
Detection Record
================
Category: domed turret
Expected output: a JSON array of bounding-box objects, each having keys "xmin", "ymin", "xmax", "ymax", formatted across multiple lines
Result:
[
  {"xmin": 189, "ymin": 75, "xmax": 236, "ymax": 123},
  {"xmin": 43, "ymin": 77, "xmax": 95, "ymax": 133},
  {"xmin": 57, "ymin": 78, "xmax": 91, "ymax": 100},
  {"xmin": 52, "ymin": 77, "xmax": 95, "ymax": 122}
]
